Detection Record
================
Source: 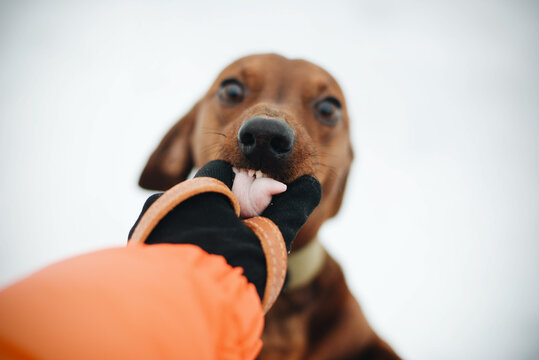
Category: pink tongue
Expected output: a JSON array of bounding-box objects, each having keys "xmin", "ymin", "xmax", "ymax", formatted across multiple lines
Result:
[{"xmin": 232, "ymin": 168, "xmax": 287, "ymax": 218}]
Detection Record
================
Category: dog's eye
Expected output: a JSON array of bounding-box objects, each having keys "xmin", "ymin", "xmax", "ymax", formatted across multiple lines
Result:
[
  {"xmin": 218, "ymin": 79, "xmax": 245, "ymax": 106},
  {"xmin": 314, "ymin": 97, "xmax": 342, "ymax": 126}
]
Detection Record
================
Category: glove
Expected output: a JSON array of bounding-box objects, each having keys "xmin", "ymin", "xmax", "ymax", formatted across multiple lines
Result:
[
  {"xmin": 129, "ymin": 160, "xmax": 322, "ymax": 299},
  {"xmin": 261, "ymin": 175, "xmax": 321, "ymax": 252},
  {"xmin": 194, "ymin": 160, "xmax": 322, "ymax": 251}
]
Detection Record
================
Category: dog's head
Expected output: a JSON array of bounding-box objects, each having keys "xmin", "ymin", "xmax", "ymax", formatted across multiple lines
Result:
[{"xmin": 139, "ymin": 54, "xmax": 353, "ymax": 249}]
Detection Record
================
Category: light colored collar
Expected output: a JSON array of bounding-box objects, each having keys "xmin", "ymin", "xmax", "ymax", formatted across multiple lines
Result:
[
  {"xmin": 188, "ymin": 168, "xmax": 199, "ymax": 179},
  {"xmin": 286, "ymin": 236, "xmax": 327, "ymax": 290}
]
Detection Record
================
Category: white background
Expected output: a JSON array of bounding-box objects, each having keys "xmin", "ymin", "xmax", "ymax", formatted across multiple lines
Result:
[{"xmin": 1, "ymin": 1, "xmax": 538, "ymax": 358}]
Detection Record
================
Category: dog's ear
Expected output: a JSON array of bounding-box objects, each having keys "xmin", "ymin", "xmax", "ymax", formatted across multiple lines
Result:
[{"xmin": 139, "ymin": 103, "xmax": 198, "ymax": 190}]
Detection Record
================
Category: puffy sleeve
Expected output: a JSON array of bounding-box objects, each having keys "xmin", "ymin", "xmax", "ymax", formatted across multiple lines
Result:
[{"xmin": 0, "ymin": 244, "xmax": 264, "ymax": 360}]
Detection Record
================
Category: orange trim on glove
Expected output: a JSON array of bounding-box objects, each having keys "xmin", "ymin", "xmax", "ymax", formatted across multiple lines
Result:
[{"xmin": 129, "ymin": 177, "xmax": 288, "ymax": 314}]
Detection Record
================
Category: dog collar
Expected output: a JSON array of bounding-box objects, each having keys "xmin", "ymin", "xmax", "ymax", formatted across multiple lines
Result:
[{"xmin": 286, "ymin": 236, "xmax": 326, "ymax": 290}]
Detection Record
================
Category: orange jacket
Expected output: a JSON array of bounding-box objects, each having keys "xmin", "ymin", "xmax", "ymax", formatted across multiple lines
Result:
[{"xmin": 0, "ymin": 244, "xmax": 264, "ymax": 360}]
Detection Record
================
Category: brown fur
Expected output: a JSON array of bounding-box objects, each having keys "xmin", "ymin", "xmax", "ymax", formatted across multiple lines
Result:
[{"xmin": 139, "ymin": 54, "xmax": 400, "ymax": 359}]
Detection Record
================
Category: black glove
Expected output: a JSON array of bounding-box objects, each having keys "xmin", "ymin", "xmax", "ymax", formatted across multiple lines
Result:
[
  {"xmin": 261, "ymin": 175, "xmax": 321, "ymax": 252},
  {"xmin": 129, "ymin": 160, "xmax": 321, "ymax": 299}
]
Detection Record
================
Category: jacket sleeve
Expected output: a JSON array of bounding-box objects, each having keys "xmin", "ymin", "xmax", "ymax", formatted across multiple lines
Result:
[{"xmin": 0, "ymin": 244, "xmax": 264, "ymax": 360}]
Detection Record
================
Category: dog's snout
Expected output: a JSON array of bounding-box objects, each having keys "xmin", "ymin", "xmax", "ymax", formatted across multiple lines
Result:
[{"xmin": 237, "ymin": 117, "xmax": 295, "ymax": 163}]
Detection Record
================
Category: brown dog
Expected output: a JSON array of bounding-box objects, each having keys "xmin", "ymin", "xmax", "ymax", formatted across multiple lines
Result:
[{"xmin": 138, "ymin": 54, "xmax": 400, "ymax": 359}]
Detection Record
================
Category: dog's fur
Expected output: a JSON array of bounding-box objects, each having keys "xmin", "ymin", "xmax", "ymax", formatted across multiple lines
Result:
[{"xmin": 139, "ymin": 54, "xmax": 399, "ymax": 359}]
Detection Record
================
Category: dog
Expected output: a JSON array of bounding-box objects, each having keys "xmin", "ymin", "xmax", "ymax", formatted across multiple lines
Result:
[{"xmin": 138, "ymin": 54, "xmax": 400, "ymax": 359}]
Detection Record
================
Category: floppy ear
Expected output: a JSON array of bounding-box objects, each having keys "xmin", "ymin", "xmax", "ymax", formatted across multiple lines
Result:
[{"xmin": 139, "ymin": 104, "xmax": 198, "ymax": 190}]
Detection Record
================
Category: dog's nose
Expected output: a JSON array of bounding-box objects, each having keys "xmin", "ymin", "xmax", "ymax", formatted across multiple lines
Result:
[{"xmin": 237, "ymin": 117, "xmax": 295, "ymax": 162}]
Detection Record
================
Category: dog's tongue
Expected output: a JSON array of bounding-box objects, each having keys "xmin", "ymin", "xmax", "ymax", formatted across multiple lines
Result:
[{"xmin": 232, "ymin": 168, "xmax": 287, "ymax": 218}]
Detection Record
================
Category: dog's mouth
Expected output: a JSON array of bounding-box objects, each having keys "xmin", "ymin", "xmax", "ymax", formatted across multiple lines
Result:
[
  {"xmin": 236, "ymin": 168, "xmax": 269, "ymax": 180},
  {"xmin": 231, "ymin": 167, "xmax": 287, "ymax": 218},
  {"xmin": 227, "ymin": 156, "xmax": 294, "ymax": 183}
]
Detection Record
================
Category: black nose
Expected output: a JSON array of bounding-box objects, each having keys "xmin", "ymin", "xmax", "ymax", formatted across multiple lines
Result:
[{"xmin": 237, "ymin": 117, "xmax": 295, "ymax": 164}]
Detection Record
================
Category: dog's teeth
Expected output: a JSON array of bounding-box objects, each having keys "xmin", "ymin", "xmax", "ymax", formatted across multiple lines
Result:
[
  {"xmin": 248, "ymin": 169, "xmax": 255, "ymax": 178},
  {"xmin": 255, "ymin": 170, "xmax": 263, "ymax": 179}
]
